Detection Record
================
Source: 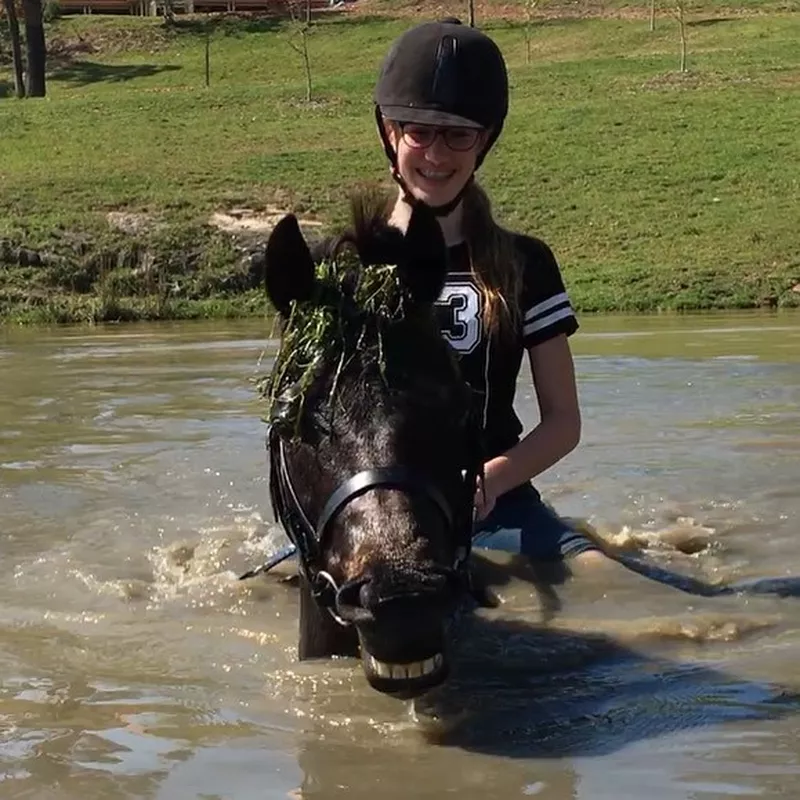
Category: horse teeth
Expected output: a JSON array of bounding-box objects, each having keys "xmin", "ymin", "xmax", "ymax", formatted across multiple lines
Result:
[{"xmin": 367, "ymin": 654, "xmax": 444, "ymax": 680}]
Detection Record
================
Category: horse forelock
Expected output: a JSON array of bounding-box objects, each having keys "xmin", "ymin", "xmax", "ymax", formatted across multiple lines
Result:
[
  {"xmin": 263, "ymin": 188, "xmax": 461, "ymax": 442},
  {"xmin": 323, "ymin": 189, "xmax": 405, "ymax": 269}
]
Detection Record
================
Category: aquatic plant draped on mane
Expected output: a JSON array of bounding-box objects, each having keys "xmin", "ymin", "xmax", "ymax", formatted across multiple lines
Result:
[{"xmin": 257, "ymin": 193, "xmax": 448, "ymax": 438}]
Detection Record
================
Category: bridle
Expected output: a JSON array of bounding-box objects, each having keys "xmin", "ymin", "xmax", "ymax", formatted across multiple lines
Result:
[
  {"xmin": 241, "ymin": 413, "xmax": 484, "ymax": 628},
  {"xmin": 242, "ymin": 229, "xmax": 486, "ymax": 624}
]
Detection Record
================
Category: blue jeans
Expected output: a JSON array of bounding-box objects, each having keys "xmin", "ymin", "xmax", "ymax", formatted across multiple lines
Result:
[{"xmin": 472, "ymin": 483, "xmax": 599, "ymax": 561}]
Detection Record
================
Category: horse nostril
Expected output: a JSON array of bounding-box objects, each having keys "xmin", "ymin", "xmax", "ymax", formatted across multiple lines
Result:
[
  {"xmin": 357, "ymin": 576, "xmax": 426, "ymax": 612},
  {"xmin": 363, "ymin": 571, "xmax": 456, "ymax": 615},
  {"xmin": 337, "ymin": 570, "xmax": 458, "ymax": 621},
  {"xmin": 334, "ymin": 578, "xmax": 375, "ymax": 622}
]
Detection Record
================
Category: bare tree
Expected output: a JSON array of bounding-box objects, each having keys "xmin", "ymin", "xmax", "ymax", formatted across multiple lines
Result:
[
  {"xmin": 672, "ymin": 0, "xmax": 688, "ymax": 72},
  {"xmin": 21, "ymin": 0, "xmax": 46, "ymax": 96},
  {"xmin": 649, "ymin": 0, "xmax": 657, "ymax": 32},
  {"xmin": 2, "ymin": 0, "xmax": 26, "ymax": 97},
  {"xmin": 524, "ymin": 0, "xmax": 538, "ymax": 64},
  {"xmin": 286, "ymin": 0, "xmax": 313, "ymax": 103},
  {"xmin": 467, "ymin": 0, "xmax": 474, "ymax": 27}
]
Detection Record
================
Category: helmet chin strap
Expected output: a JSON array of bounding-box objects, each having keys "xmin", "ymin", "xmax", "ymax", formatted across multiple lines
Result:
[{"xmin": 391, "ymin": 166, "xmax": 473, "ymax": 217}]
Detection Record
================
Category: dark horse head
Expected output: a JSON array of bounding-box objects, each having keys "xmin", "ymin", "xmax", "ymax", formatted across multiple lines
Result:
[{"xmin": 261, "ymin": 194, "xmax": 482, "ymax": 698}]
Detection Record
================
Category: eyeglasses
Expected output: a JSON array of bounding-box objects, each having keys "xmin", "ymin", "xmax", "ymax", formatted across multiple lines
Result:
[{"xmin": 399, "ymin": 123, "xmax": 483, "ymax": 152}]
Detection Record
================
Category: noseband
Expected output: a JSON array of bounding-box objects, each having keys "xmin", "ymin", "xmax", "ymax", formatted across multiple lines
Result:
[{"xmin": 241, "ymin": 422, "xmax": 482, "ymax": 627}]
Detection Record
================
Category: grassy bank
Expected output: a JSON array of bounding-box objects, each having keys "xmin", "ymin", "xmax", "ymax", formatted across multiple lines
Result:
[{"xmin": 1, "ymin": 3, "xmax": 799, "ymax": 322}]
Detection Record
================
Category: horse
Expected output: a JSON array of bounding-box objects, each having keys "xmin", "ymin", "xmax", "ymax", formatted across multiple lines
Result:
[{"xmin": 256, "ymin": 193, "xmax": 484, "ymax": 699}]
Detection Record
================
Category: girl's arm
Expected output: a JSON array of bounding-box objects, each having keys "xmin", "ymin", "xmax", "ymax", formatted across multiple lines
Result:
[{"xmin": 475, "ymin": 334, "xmax": 581, "ymax": 518}]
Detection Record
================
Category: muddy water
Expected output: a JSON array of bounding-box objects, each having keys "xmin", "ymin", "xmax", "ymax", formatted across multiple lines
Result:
[{"xmin": 1, "ymin": 311, "xmax": 799, "ymax": 799}]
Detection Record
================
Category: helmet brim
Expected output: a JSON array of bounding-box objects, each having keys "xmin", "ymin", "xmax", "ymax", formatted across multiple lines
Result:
[{"xmin": 379, "ymin": 105, "xmax": 486, "ymax": 130}]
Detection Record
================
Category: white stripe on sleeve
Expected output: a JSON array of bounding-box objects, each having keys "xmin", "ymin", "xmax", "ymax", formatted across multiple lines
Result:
[
  {"xmin": 523, "ymin": 291, "xmax": 570, "ymax": 322},
  {"xmin": 523, "ymin": 305, "xmax": 576, "ymax": 337}
]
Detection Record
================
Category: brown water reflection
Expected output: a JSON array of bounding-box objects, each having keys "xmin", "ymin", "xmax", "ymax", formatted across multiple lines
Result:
[{"xmin": 1, "ymin": 311, "xmax": 799, "ymax": 799}]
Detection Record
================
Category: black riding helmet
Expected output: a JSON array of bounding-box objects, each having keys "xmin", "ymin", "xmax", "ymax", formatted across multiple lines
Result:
[{"xmin": 374, "ymin": 19, "xmax": 509, "ymax": 215}]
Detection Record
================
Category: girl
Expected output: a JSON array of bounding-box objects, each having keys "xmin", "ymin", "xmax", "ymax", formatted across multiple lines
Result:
[{"xmin": 373, "ymin": 18, "xmax": 608, "ymax": 571}]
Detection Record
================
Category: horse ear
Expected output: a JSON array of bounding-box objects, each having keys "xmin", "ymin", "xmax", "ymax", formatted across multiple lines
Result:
[
  {"xmin": 265, "ymin": 214, "xmax": 316, "ymax": 316},
  {"xmin": 398, "ymin": 203, "xmax": 448, "ymax": 306}
]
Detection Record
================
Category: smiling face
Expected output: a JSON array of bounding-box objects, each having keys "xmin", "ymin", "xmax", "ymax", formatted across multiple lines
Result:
[{"xmin": 384, "ymin": 119, "xmax": 488, "ymax": 209}]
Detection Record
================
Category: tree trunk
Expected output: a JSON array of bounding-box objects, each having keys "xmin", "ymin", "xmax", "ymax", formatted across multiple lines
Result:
[
  {"xmin": 649, "ymin": 0, "xmax": 656, "ymax": 31},
  {"xmin": 21, "ymin": 0, "xmax": 47, "ymax": 97},
  {"xmin": 301, "ymin": 28, "xmax": 311, "ymax": 102},
  {"xmin": 204, "ymin": 28, "xmax": 210, "ymax": 87},
  {"xmin": 677, "ymin": 2, "xmax": 687, "ymax": 72},
  {"xmin": 467, "ymin": 0, "xmax": 475, "ymax": 27},
  {"xmin": 2, "ymin": 0, "xmax": 26, "ymax": 98}
]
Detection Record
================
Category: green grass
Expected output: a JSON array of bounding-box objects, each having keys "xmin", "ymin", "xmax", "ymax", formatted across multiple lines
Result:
[{"xmin": 1, "ymin": 5, "xmax": 799, "ymax": 323}]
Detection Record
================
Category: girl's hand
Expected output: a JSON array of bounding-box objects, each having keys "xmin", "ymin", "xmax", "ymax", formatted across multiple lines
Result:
[{"xmin": 473, "ymin": 474, "xmax": 497, "ymax": 522}]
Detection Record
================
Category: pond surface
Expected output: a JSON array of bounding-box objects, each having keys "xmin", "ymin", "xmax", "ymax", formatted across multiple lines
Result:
[{"xmin": 1, "ymin": 311, "xmax": 799, "ymax": 799}]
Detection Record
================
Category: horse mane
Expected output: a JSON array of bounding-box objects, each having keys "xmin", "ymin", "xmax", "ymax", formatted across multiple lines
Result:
[{"xmin": 323, "ymin": 189, "xmax": 405, "ymax": 268}]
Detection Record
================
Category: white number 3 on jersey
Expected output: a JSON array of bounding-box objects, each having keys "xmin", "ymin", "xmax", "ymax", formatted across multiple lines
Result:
[{"xmin": 435, "ymin": 283, "xmax": 482, "ymax": 355}]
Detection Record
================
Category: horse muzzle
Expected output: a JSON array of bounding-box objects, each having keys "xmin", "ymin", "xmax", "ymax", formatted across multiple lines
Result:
[{"xmin": 333, "ymin": 569, "xmax": 460, "ymax": 698}]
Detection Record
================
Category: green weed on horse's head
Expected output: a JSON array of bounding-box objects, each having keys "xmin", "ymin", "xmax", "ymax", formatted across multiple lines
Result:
[{"xmin": 260, "ymin": 193, "xmax": 455, "ymax": 440}]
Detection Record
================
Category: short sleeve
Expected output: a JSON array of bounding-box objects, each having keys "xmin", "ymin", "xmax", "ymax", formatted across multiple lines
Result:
[{"xmin": 515, "ymin": 235, "xmax": 579, "ymax": 348}]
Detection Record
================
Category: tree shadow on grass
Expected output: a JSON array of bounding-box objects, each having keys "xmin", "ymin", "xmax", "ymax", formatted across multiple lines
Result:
[
  {"xmin": 166, "ymin": 13, "xmax": 285, "ymax": 37},
  {"xmin": 166, "ymin": 7, "xmax": 353, "ymax": 38},
  {"xmin": 50, "ymin": 61, "xmax": 182, "ymax": 87},
  {"xmin": 688, "ymin": 16, "xmax": 737, "ymax": 27}
]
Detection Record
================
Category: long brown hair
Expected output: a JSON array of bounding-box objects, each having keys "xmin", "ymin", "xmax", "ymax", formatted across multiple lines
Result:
[{"xmin": 461, "ymin": 181, "xmax": 522, "ymax": 340}]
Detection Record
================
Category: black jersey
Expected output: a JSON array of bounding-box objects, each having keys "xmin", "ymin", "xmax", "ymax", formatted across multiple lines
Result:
[{"xmin": 434, "ymin": 235, "xmax": 579, "ymax": 459}]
